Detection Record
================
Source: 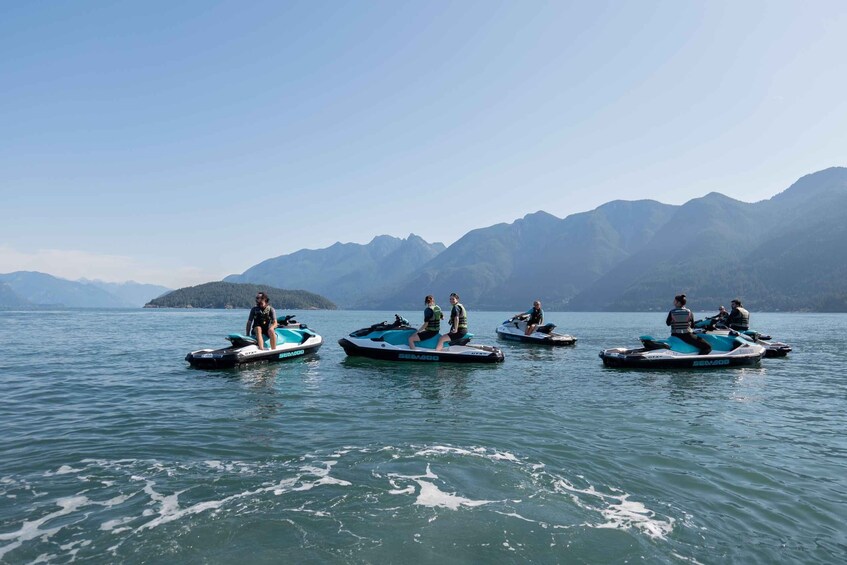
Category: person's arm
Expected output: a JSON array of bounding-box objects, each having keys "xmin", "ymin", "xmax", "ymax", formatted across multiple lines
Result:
[
  {"xmin": 269, "ymin": 307, "xmax": 278, "ymax": 330},
  {"xmin": 419, "ymin": 308, "xmax": 431, "ymax": 332},
  {"xmin": 666, "ymin": 311, "xmax": 672, "ymax": 326},
  {"xmin": 246, "ymin": 309, "xmax": 254, "ymax": 335}
]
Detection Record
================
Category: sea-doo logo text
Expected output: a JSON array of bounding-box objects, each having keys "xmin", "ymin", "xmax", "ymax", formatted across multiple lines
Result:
[
  {"xmin": 278, "ymin": 350, "xmax": 305, "ymax": 359},
  {"xmin": 693, "ymin": 359, "xmax": 730, "ymax": 367},
  {"xmin": 399, "ymin": 353, "xmax": 438, "ymax": 361}
]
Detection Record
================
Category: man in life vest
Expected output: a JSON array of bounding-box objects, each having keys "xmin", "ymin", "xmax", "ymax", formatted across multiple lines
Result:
[
  {"xmin": 246, "ymin": 292, "xmax": 277, "ymax": 350},
  {"xmin": 408, "ymin": 295, "xmax": 442, "ymax": 349},
  {"xmin": 515, "ymin": 300, "xmax": 544, "ymax": 335},
  {"xmin": 726, "ymin": 299, "xmax": 750, "ymax": 331},
  {"xmin": 436, "ymin": 292, "xmax": 468, "ymax": 351},
  {"xmin": 666, "ymin": 294, "xmax": 712, "ymax": 355}
]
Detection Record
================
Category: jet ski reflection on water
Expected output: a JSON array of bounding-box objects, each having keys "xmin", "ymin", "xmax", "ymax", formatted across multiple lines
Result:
[
  {"xmin": 496, "ymin": 315, "xmax": 576, "ymax": 346},
  {"xmin": 693, "ymin": 318, "xmax": 791, "ymax": 358},
  {"xmin": 338, "ymin": 315, "xmax": 505, "ymax": 363},
  {"xmin": 600, "ymin": 332, "xmax": 766, "ymax": 369},
  {"xmin": 186, "ymin": 315, "xmax": 323, "ymax": 369}
]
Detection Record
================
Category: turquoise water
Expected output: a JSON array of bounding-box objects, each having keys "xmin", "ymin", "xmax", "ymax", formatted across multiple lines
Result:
[{"xmin": 1, "ymin": 310, "xmax": 845, "ymax": 563}]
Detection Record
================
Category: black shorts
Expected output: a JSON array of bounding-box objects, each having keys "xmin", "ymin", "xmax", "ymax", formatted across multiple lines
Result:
[
  {"xmin": 253, "ymin": 325, "xmax": 272, "ymax": 338},
  {"xmin": 416, "ymin": 330, "xmax": 438, "ymax": 341},
  {"xmin": 447, "ymin": 329, "xmax": 468, "ymax": 341}
]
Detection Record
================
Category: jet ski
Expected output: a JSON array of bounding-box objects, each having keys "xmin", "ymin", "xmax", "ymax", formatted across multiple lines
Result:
[
  {"xmin": 496, "ymin": 315, "xmax": 576, "ymax": 346},
  {"xmin": 600, "ymin": 332, "xmax": 766, "ymax": 369},
  {"xmin": 186, "ymin": 315, "xmax": 322, "ymax": 369},
  {"xmin": 693, "ymin": 318, "xmax": 791, "ymax": 358},
  {"xmin": 338, "ymin": 315, "xmax": 505, "ymax": 363}
]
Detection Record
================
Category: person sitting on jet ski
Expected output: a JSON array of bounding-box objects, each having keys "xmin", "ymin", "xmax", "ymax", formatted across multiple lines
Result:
[
  {"xmin": 246, "ymin": 292, "xmax": 277, "ymax": 350},
  {"xmin": 726, "ymin": 299, "xmax": 750, "ymax": 331},
  {"xmin": 436, "ymin": 292, "xmax": 468, "ymax": 351},
  {"xmin": 666, "ymin": 294, "xmax": 712, "ymax": 355},
  {"xmin": 514, "ymin": 300, "xmax": 544, "ymax": 335},
  {"xmin": 704, "ymin": 305, "xmax": 729, "ymax": 329},
  {"xmin": 408, "ymin": 295, "xmax": 442, "ymax": 349}
]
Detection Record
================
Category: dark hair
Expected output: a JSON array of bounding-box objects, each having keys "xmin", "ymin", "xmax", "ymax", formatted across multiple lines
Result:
[
  {"xmin": 675, "ymin": 294, "xmax": 687, "ymax": 306},
  {"xmin": 425, "ymin": 295, "xmax": 434, "ymax": 303},
  {"xmin": 450, "ymin": 292, "xmax": 460, "ymax": 300},
  {"xmin": 732, "ymin": 298, "xmax": 742, "ymax": 307},
  {"xmin": 257, "ymin": 292, "xmax": 269, "ymax": 302}
]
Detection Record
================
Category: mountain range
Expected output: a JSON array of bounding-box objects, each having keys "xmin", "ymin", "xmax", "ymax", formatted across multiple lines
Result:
[
  {"xmin": 0, "ymin": 272, "xmax": 170, "ymax": 309},
  {"xmin": 228, "ymin": 167, "xmax": 847, "ymax": 312},
  {"xmin": 4, "ymin": 167, "xmax": 845, "ymax": 312},
  {"xmin": 225, "ymin": 234, "xmax": 446, "ymax": 307}
]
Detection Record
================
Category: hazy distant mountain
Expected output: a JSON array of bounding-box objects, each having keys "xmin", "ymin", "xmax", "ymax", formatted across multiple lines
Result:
[
  {"xmin": 0, "ymin": 282, "xmax": 31, "ymax": 308},
  {"xmin": 372, "ymin": 202, "xmax": 677, "ymax": 310},
  {"xmin": 145, "ymin": 282, "xmax": 337, "ymax": 310},
  {"xmin": 226, "ymin": 234, "xmax": 446, "ymax": 307},
  {"xmin": 570, "ymin": 167, "xmax": 847, "ymax": 311},
  {"xmin": 226, "ymin": 167, "xmax": 847, "ymax": 312},
  {"xmin": 81, "ymin": 279, "xmax": 171, "ymax": 308},
  {"xmin": 0, "ymin": 272, "xmax": 131, "ymax": 308}
]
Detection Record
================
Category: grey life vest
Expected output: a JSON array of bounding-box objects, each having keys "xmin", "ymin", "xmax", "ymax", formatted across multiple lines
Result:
[{"xmin": 669, "ymin": 308, "xmax": 693, "ymax": 334}]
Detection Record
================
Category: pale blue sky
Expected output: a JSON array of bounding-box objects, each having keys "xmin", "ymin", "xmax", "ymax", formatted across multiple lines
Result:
[{"xmin": 2, "ymin": 1, "xmax": 845, "ymax": 287}]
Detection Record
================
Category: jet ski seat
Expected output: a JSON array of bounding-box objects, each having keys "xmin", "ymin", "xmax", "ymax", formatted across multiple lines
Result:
[{"xmin": 448, "ymin": 333, "xmax": 474, "ymax": 346}]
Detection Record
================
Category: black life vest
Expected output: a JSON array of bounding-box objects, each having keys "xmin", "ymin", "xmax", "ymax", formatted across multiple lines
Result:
[
  {"xmin": 252, "ymin": 306, "xmax": 273, "ymax": 327},
  {"xmin": 528, "ymin": 307, "xmax": 543, "ymax": 326}
]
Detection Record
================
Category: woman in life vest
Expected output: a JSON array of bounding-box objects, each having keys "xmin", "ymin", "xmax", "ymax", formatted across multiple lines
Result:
[
  {"xmin": 666, "ymin": 294, "xmax": 712, "ymax": 355},
  {"xmin": 436, "ymin": 292, "xmax": 468, "ymax": 351},
  {"xmin": 246, "ymin": 292, "xmax": 277, "ymax": 350},
  {"xmin": 408, "ymin": 295, "xmax": 442, "ymax": 349}
]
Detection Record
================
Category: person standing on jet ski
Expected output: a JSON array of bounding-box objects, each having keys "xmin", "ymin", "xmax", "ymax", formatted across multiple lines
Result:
[
  {"xmin": 246, "ymin": 292, "xmax": 277, "ymax": 351},
  {"xmin": 436, "ymin": 292, "xmax": 468, "ymax": 351},
  {"xmin": 666, "ymin": 294, "xmax": 712, "ymax": 355},
  {"xmin": 408, "ymin": 295, "xmax": 442, "ymax": 349},
  {"xmin": 726, "ymin": 299, "xmax": 750, "ymax": 331},
  {"xmin": 515, "ymin": 300, "xmax": 544, "ymax": 335}
]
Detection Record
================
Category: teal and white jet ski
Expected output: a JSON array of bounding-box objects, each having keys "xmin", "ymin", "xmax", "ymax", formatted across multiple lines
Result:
[
  {"xmin": 600, "ymin": 332, "xmax": 765, "ymax": 369},
  {"xmin": 338, "ymin": 315, "xmax": 504, "ymax": 363},
  {"xmin": 693, "ymin": 318, "xmax": 791, "ymax": 357},
  {"xmin": 186, "ymin": 315, "xmax": 322, "ymax": 369}
]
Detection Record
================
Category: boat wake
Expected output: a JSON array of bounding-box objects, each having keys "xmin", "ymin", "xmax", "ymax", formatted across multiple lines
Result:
[{"xmin": 1, "ymin": 444, "xmax": 679, "ymax": 561}]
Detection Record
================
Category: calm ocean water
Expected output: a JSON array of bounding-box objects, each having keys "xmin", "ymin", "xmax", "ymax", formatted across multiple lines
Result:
[{"xmin": 1, "ymin": 309, "xmax": 845, "ymax": 563}]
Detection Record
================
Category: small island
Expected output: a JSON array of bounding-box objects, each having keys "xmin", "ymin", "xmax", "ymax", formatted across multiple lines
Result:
[{"xmin": 144, "ymin": 282, "xmax": 337, "ymax": 310}]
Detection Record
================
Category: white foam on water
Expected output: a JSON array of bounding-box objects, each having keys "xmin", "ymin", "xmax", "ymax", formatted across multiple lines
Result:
[
  {"xmin": 0, "ymin": 495, "xmax": 90, "ymax": 560},
  {"xmin": 414, "ymin": 445, "xmax": 520, "ymax": 464},
  {"xmin": 594, "ymin": 494, "xmax": 675, "ymax": 540},
  {"xmin": 414, "ymin": 480, "xmax": 493, "ymax": 510},
  {"xmin": 387, "ymin": 464, "xmax": 494, "ymax": 511},
  {"xmin": 551, "ymin": 478, "xmax": 675, "ymax": 540},
  {"xmin": 671, "ymin": 552, "xmax": 705, "ymax": 564},
  {"xmin": 42, "ymin": 465, "xmax": 83, "ymax": 477}
]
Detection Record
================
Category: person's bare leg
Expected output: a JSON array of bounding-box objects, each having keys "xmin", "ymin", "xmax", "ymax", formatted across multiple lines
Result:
[
  {"xmin": 270, "ymin": 328, "xmax": 277, "ymax": 349},
  {"xmin": 255, "ymin": 327, "xmax": 265, "ymax": 350},
  {"xmin": 408, "ymin": 333, "xmax": 420, "ymax": 349}
]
